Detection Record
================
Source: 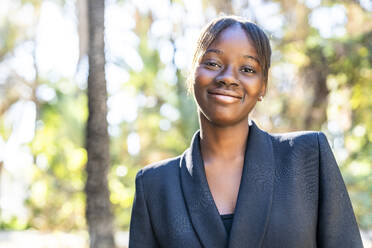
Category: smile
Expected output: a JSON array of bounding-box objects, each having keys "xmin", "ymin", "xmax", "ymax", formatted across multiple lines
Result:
[{"xmin": 207, "ymin": 91, "xmax": 242, "ymax": 104}]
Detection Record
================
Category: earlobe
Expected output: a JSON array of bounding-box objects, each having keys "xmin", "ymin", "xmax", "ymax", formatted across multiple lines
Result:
[{"xmin": 259, "ymin": 82, "xmax": 267, "ymax": 101}]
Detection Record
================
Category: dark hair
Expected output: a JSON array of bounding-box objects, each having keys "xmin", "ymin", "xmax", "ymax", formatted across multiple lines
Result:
[{"xmin": 187, "ymin": 15, "xmax": 272, "ymax": 94}]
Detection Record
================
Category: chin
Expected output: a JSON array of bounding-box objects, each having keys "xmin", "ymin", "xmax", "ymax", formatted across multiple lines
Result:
[{"xmin": 201, "ymin": 111, "xmax": 249, "ymax": 127}]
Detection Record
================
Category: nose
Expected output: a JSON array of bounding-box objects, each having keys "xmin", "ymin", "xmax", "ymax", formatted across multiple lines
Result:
[{"xmin": 215, "ymin": 66, "xmax": 239, "ymax": 87}]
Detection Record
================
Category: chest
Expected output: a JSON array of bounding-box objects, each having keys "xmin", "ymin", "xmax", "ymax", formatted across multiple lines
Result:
[{"xmin": 204, "ymin": 162, "xmax": 243, "ymax": 214}]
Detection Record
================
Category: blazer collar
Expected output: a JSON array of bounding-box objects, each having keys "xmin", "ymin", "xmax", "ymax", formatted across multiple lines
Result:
[{"xmin": 180, "ymin": 120, "xmax": 275, "ymax": 248}]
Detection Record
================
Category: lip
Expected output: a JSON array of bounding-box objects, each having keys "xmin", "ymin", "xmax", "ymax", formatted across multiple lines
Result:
[
  {"xmin": 207, "ymin": 89, "xmax": 242, "ymax": 99},
  {"xmin": 207, "ymin": 89, "xmax": 242, "ymax": 104}
]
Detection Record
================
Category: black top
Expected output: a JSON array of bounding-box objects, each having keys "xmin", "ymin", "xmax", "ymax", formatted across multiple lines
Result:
[{"xmin": 220, "ymin": 214, "xmax": 234, "ymax": 238}]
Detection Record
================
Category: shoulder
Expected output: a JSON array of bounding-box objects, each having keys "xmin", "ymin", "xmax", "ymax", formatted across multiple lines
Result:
[
  {"xmin": 267, "ymin": 130, "xmax": 330, "ymax": 155},
  {"xmin": 269, "ymin": 130, "xmax": 318, "ymax": 143},
  {"xmin": 135, "ymin": 155, "xmax": 182, "ymax": 187},
  {"xmin": 268, "ymin": 130, "xmax": 325, "ymax": 148}
]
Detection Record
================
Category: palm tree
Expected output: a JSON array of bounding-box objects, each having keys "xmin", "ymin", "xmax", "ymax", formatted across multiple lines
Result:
[{"xmin": 85, "ymin": 0, "xmax": 115, "ymax": 247}]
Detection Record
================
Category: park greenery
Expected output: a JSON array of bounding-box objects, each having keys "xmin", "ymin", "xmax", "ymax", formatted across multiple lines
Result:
[{"xmin": 0, "ymin": 0, "xmax": 371, "ymax": 237}]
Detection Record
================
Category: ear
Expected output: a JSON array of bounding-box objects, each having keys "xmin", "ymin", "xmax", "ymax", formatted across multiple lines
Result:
[{"xmin": 258, "ymin": 81, "xmax": 267, "ymax": 101}]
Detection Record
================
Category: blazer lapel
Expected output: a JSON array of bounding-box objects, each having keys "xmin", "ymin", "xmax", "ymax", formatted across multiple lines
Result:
[
  {"xmin": 180, "ymin": 120, "xmax": 275, "ymax": 248},
  {"xmin": 180, "ymin": 131, "xmax": 228, "ymax": 248},
  {"xmin": 228, "ymin": 120, "xmax": 275, "ymax": 248}
]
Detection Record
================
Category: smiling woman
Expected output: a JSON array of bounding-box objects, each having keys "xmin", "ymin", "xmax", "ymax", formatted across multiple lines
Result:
[
  {"xmin": 129, "ymin": 16, "xmax": 363, "ymax": 248},
  {"xmin": 194, "ymin": 23, "xmax": 266, "ymax": 127}
]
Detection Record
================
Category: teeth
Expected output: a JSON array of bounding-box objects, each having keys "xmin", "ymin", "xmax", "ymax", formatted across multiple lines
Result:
[
  {"xmin": 217, "ymin": 95, "xmax": 234, "ymax": 99},
  {"xmin": 211, "ymin": 94, "xmax": 239, "ymax": 103}
]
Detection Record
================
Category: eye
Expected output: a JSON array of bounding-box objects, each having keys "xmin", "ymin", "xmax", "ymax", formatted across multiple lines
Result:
[
  {"xmin": 241, "ymin": 66, "xmax": 256, "ymax": 73},
  {"xmin": 203, "ymin": 61, "xmax": 221, "ymax": 69}
]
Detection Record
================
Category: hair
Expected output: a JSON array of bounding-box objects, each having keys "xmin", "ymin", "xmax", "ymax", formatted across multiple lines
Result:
[{"xmin": 187, "ymin": 15, "xmax": 272, "ymax": 94}]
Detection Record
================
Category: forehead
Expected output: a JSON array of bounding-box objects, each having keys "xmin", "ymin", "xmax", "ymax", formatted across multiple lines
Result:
[{"xmin": 207, "ymin": 24, "xmax": 258, "ymax": 56}]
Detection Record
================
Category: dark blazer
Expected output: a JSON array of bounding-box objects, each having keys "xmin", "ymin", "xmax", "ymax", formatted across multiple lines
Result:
[{"xmin": 129, "ymin": 121, "xmax": 363, "ymax": 248}]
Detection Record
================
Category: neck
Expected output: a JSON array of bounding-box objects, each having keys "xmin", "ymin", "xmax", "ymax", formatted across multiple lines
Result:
[{"xmin": 199, "ymin": 113, "xmax": 249, "ymax": 167}]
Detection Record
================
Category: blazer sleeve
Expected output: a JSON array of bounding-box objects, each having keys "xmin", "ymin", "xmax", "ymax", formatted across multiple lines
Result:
[
  {"xmin": 129, "ymin": 169, "xmax": 159, "ymax": 248},
  {"xmin": 316, "ymin": 132, "xmax": 363, "ymax": 248}
]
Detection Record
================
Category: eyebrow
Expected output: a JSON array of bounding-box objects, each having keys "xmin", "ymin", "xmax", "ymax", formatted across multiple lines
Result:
[
  {"xmin": 204, "ymin": 48, "xmax": 261, "ymax": 64},
  {"xmin": 204, "ymin": 48, "xmax": 223, "ymax": 55}
]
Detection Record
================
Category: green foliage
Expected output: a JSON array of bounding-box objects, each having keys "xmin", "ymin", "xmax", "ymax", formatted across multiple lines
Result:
[
  {"xmin": 0, "ymin": 216, "xmax": 30, "ymax": 230},
  {"xmin": 27, "ymin": 82, "xmax": 87, "ymax": 230}
]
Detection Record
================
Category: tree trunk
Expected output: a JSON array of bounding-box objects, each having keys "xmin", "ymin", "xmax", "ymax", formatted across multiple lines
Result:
[
  {"xmin": 85, "ymin": 0, "xmax": 115, "ymax": 247},
  {"xmin": 302, "ymin": 47, "xmax": 330, "ymax": 130}
]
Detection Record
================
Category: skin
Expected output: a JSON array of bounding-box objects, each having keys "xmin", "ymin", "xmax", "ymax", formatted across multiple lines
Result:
[{"xmin": 193, "ymin": 24, "xmax": 266, "ymax": 215}]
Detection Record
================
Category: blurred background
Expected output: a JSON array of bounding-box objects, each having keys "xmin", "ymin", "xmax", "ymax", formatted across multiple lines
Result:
[{"xmin": 0, "ymin": 0, "xmax": 371, "ymax": 247}]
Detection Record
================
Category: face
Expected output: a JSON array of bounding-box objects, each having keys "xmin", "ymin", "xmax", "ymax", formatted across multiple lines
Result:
[{"xmin": 193, "ymin": 24, "xmax": 266, "ymax": 127}]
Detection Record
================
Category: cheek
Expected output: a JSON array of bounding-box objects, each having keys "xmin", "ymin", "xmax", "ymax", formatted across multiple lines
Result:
[
  {"xmin": 193, "ymin": 72, "xmax": 209, "ymax": 103},
  {"xmin": 194, "ymin": 67, "xmax": 217, "ymax": 86},
  {"xmin": 243, "ymin": 75, "xmax": 264, "ymax": 95},
  {"xmin": 193, "ymin": 84, "xmax": 205, "ymax": 110}
]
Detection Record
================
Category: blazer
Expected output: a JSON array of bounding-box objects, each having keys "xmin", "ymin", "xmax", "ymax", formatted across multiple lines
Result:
[{"xmin": 129, "ymin": 120, "xmax": 363, "ymax": 248}]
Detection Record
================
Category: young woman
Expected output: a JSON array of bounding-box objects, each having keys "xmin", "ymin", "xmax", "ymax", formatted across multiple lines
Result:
[{"xmin": 129, "ymin": 16, "xmax": 363, "ymax": 248}]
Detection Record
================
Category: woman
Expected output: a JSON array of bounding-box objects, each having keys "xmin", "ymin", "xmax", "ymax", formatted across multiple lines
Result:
[{"xmin": 129, "ymin": 16, "xmax": 363, "ymax": 248}]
